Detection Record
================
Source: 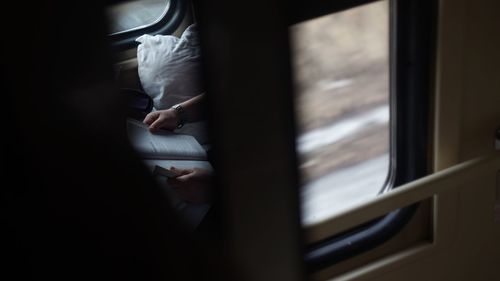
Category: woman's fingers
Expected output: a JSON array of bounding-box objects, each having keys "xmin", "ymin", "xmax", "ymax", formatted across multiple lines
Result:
[
  {"xmin": 143, "ymin": 111, "xmax": 159, "ymax": 125},
  {"xmin": 149, "ymin": 117, "xmax": 166, "ymax": 132}
]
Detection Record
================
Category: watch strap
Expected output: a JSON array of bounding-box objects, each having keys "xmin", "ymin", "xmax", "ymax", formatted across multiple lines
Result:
[{"xmin": 171, "ymin": 104, "xmax": 186, "ymax": 129}]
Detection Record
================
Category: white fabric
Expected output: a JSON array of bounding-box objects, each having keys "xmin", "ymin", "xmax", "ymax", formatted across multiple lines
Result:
[{"xmin": 136, "ymin": 24, "xmax": 203, "ymax": 110}]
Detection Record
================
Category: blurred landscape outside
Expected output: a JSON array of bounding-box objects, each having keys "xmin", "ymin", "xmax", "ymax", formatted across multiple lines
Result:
[
  {"xmin": 290, "ymin": 1, "xmax": 390, "ymax": 226},
  {"xmin": 106, "ymin": 0, "xmax": 170, "ymax": 34}
]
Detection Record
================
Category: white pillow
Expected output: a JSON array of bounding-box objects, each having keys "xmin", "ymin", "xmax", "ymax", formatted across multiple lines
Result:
[
  {"xmin": 136, "ymin": 25, "xmax": 209, "ymax": 145},
  {"xmin": 136, "ymin": 24, "xmax": 203, "ymax": 110}
]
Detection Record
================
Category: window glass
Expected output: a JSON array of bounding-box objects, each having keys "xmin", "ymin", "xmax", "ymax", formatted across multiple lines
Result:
[
  {"xmin": 290, "ymin": 0, "xmax": 390, "ymax": 226},
  {"xmin": 106, "ymin": 0, "xmax": 170, "ymax": 34}
]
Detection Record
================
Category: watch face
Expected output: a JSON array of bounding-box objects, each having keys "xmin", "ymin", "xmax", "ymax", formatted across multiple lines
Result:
[{"xmin": 173, "ymin": 104, "xmax": 184, "ymax": 113}]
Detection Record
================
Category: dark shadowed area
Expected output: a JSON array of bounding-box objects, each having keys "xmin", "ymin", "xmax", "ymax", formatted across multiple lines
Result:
[{"xmin": 2, "ymin": 1, "xmax": 238, "ymax": 280}]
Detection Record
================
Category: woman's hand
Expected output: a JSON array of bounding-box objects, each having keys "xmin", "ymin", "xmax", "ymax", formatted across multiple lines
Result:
[
  {"xmin": 166, "ymin": 167, "xmax": 212, "ymax": 204},
  {"xmin": 143, "ymin": 109, "xmax": 180, "ymax": 132}
]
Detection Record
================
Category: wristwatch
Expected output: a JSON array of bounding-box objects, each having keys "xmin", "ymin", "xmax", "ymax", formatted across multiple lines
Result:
[{"xmin": 171, "ymin": 104, "xmax": 186, "ymax": 129}]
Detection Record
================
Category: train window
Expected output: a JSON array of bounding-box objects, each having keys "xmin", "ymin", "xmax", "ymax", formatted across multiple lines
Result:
[
  {"xmin": 106, "ymin": 0, "xmax": 171, "ymax": 34},
  {"xmin": 106, "ymin": 0, "xmax": 187, "ymax": 51},
  {"xmin": 292, "ymin": 0, "xmax": 435, "ymax": 272},
  {"xmin": 290, "ymin": 0, "xmax": 390, "ymax": 226}
]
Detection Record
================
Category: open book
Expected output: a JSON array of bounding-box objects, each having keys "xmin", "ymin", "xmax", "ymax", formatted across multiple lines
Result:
[
  {"xmin": 126, "ymin": 118, "xmax": 207, "ymax": 160},
  {"xmin": 126, "ymin": 118, "xmax": 212, "ymax": 230}
]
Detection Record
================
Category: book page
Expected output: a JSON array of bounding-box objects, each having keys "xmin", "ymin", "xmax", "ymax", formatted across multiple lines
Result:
[
  {"xmin": 143, "ymin": 159, "xmax": 214, "ymax": 171},
  {"xmin": 126, "ymin": 118, "xmax": 207, "ymax": 160},
  {"xmin": 175, "ymin": 121, "xmax": 210, "ymax": 145}
]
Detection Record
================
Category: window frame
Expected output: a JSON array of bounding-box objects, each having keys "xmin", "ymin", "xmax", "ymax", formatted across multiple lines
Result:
[
  {"xmin": 107, "ymin": 0, "xmax": 188, "ymax": 52},
  {"xmin": 299, "ymin": 0, "xmax": 437, "ymax": 272}
]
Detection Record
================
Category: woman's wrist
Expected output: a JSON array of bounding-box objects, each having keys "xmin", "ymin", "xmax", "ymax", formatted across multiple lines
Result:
[{"xmin": 170, "ymin": 104, "xmax": 187, "ymax": 128}]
